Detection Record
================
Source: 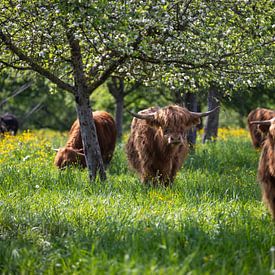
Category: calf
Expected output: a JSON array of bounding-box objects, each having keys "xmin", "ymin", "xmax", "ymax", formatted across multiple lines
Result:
[{"xmin": 250, "ymin": 117, "xmax": 275, "ymax": 219}]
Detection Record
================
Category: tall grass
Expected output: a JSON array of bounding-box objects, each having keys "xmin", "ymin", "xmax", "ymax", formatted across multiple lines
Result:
[{"xmin": 0, "ymin": 129, "xmax": 274, "ymax": 274}]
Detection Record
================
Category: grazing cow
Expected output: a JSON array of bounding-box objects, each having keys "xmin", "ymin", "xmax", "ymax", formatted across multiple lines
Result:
[
  {"xmin": 247, "ymin": 108, "xmax": 275, "ymax": 148},
  {"xmin": 250, "ymin": 117, "xmax": 275, "ymax": 220},
  {"xmin": 54, "ymin": 111, "xmax": 117, "ymax": 169},
  {"xmin": 126, "ymin": 105, "xmax": 218, "ymax": 186},
  {"xmin": 0, "ymin": 113, "xmax": 19, "ymax": 135}
]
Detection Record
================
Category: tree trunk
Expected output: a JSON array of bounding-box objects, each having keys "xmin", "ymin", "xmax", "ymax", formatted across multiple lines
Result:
[
  {"xmin": 107, "ymin": 77, "xmax": 124, "ymax": 140},
  {"xmin": 174, "ymin": 90, "xmax": 198, "ymax": 148},
  {"xmin": 202, "ymin": 86, "xmax": 220, "ymax": 143},
  {"xmin": 75, "ymin": 92, "xmax": 106, "ymax": 181},
  {"xmin": 184, "ymin": 92, "xmax": 198, "ymax": 147},
  {"xmin": 116, "ymin": 96, "xmax": 124, "ymax": 140},
  {"xmin": 67, "ymin": 30, "xmax": 106, "ymax": 182}
]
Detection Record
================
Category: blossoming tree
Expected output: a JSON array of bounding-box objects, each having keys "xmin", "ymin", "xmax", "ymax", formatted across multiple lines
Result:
[{"xmin": 0, "ymin": 0, "xmax": 273, "ymax": 181}]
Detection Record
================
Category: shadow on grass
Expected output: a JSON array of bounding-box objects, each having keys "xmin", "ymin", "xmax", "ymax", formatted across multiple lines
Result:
[{"xmin": 0, "ymin": 213, "xmax": 273, "ymax": 274}]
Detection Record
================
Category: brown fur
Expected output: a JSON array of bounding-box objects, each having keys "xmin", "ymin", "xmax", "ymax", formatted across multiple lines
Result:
[
  {"xmin": 257, "ymin": 117, "xmax": 275, "ymax": 220},
  {"xmin": 54, "ymin": 111, "xmax": 117, "ymax": 169},
  {"xmin": 54, "ymin": 147, "xmax": 86, "ymax": 169},
  {"xmin": 247, "ymin": 108, "xmax": 275, "ymax": 148},
  {"xmin": 126, "ymin": 105, "xmax": 201, "ymax": 186}
]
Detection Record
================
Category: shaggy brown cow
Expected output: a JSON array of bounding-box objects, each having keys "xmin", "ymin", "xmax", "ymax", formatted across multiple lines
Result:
[
  {"xmin": 250, "ymin": 117, "xmax": 275, "ymax": 220},
  {"xmin": 126, "ymin": 105, "xmax": 218, "ymax": 186},
  {"xmin": 247, "ymin": 108, "xmax": 275, "ymax": 148},
  {"xmin": 54, "ymin": 111, "xmax": 116, "ymax": 169}
]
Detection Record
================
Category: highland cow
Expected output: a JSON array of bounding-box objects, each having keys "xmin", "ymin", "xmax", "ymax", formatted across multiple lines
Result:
[
  {"xmin": 126, "ymin": 105, "xmax": 219, "ymax": 186},
  {"xmin": 250, "ymin": 117, "xmax": 275, "ymax": 220},
  {"xmin": 54, "ymin": 111, "xmax": 116, "ymax": 169},
  {"xmin": 247, "ymin": 108, "xmax": 275, "ymax": 148},
  {"xmin": 0, "ymin": 113, "xmax": 19, "ymax": 135}
]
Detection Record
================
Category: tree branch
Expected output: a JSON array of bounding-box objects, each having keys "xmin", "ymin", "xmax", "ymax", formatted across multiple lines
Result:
[
  {"xmin": 0, "ymin": 30, "xmax": 75, "ymax": 94},
  {"xmin": 0, "ymin": 59, "xmax": 32, "ymax": 71}
]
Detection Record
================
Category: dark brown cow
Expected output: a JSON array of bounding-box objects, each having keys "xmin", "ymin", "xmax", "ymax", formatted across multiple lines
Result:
[
  {"xmin": 247, "ymin": 108, "xmax": 275, "ymax": 148},
  {"xmin": 250, "ymin": 117, "xmax": 275, "ymax": 220},
  {"xmin": 0, "ymin": 113, "xmax": 19, "ymax": 135},
  {"xmin": 126, "ymin": 105, "xmax": 218, "ymax": 186},
  {"xmin": 54, "ymin": 111, "xmax": 117, "ymax": 169}
]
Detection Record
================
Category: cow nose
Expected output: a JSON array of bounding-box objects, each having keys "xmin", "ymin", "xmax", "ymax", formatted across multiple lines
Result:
[{"xmin": 168, "ymin": 135, "xmax": 182, "ymax": 144}]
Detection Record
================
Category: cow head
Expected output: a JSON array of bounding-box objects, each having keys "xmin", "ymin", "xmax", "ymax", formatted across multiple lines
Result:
[
  {"xmin": 54, "ymin": 147, "xmax": 86, "ymax": 169},
  {"xmin": 129, "ymin": 105, "xmax": 219, "ymax": 145},
  {"xmin": 250, "ymin": 117, "xmax": 275, "ymax": 141}
]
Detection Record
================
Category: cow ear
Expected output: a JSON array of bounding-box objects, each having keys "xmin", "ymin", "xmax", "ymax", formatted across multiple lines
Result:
[{"xmin": 258, "ymin": 124, "xmax": 270, "ymax": 133}]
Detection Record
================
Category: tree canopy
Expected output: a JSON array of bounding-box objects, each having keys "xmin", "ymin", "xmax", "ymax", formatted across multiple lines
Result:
[{"xmin": 1, "ymin": 1, "xmax": 274, "ymax": 92}]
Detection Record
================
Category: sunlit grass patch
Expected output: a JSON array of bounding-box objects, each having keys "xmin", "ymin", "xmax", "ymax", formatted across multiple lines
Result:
[{"xmin": 0, "ymin": 131, "xmax": 53, "ymax": 167}]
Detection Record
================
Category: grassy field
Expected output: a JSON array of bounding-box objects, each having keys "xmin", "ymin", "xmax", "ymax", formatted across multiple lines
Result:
[{"xmin": 0, "ymin": 128, "xmax": 274, "ymax": 274}]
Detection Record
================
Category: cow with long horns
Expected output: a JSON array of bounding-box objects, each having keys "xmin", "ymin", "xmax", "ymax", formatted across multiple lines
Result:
[
  {"xmin": 247, "ymin": 108, "xmax": 275, "ymax": 148},
  {"xmin": 126, "ymin": 105, "xmax": 219, "ymax": 186},
  {"xmin": 250, "ymin": 117, "xmax": 275, "ymax": 220},
  {"xmin": 54, "ymin": 111, "xmax": 117, "ymax": 169}
]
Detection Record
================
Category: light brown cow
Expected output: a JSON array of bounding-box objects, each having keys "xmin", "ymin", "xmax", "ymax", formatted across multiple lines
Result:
[
  {"xmin": 126, "ymin": 105, "xmax": 218, "ymax": 186},
  {"xmin": 247, "ymin": 108, "xmax": 275, "ymax": 148},
  {"xmin": 250, "ymin": 117, "xmax": 275, "ymax": 220},
  {"xmin": 54, "ymin": 111, "xmax": 117, "ymax": 169}
]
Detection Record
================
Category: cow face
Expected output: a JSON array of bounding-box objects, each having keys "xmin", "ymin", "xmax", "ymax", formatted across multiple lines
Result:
[
  {"xmin": 252, "ymin": 117, "xmax": 275, "ymax": 141},
  {"xmin": 154, "ymin": 106, "xmax": 201, "ymax": 146},
  {"xmin": 268, "ymin": 118, "xmax": 275, "ymax": 140},
  {"xmin": 54, "ymin": 147, "xmax": 86, "ymax": 169}
]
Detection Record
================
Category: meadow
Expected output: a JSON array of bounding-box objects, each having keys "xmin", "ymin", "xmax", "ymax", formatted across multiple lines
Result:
[{"xmin": 0, "ymin": 128, "xmax": 274, "ymax": 274}]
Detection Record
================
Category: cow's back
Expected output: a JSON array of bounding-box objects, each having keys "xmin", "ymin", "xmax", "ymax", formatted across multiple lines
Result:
[
  {"xmin": 64, "ymin": 111, "xmax": 116, "ymax": 165},
  {"xmin": 93, "ymin": 111, "xmax": 117, "ymax": 164}
]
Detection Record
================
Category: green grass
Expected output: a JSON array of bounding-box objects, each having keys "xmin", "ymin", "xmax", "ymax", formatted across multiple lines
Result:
[{"xmin": 0, "ymin": 131, "xmax": 274, "ymax": 274}]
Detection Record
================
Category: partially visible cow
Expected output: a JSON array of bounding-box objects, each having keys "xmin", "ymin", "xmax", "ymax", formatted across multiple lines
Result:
[
  {"xmin": 0, "ymin": 113, "xmax": 19, "ymax": 135},
  {"xmin": 247, "ymin": 108, "xmax": 275, "ymax": 148},
  {"xmin": 126, "ymin": 105, "xmax": 219, "ymax": 186},
  {"xmin": 250, "ymin": 117, "xmax": 275, "ymax": 220},
  {"xmin": 54, "ymin": 111, "xmax": 117, "ymax": 169}
]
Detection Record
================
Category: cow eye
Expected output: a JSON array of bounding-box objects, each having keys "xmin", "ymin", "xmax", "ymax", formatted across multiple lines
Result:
[{"xmin": 163, "ymin": 129, "xmax": 169, "ymax": 134}]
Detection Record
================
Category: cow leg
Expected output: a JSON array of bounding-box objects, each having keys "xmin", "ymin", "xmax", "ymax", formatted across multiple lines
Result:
[
  {"xmin": 267, "ymin": 186, "xmax": 275, "ymax": 220},
  {"xmin": 262, "ymin": 183, "xmax": 275, "ymax": 220}
]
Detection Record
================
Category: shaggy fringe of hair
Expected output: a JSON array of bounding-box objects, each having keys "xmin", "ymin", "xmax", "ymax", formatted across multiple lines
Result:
[{"xmin": 247, "ymin": 108, "xmax": 275, "ymax": 148}]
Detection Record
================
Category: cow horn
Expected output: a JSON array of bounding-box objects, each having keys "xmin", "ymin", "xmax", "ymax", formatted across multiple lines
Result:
[
  {"xmin": 250, "ymin": 120, "xmax": 272, "ymax": 126},
  {"xmin": 53, "ymin": 148, "xmax": 59, "ymax": 152},
  {"xmin": 75, "ymin": 151, "xmax": 85, "ymax": 156},
  {"xmin": 189, "ymin": 106, "xmax": 220, "ymax": 118},
  {"xmin": 127, "ymin": 110, "xmax": 155, "ymax": 121}
]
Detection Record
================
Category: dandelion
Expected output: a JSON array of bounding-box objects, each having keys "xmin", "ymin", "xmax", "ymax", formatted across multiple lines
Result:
[{"xmin": 218, "ymin": 128, "xmax": 250, "ymax": 140}]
